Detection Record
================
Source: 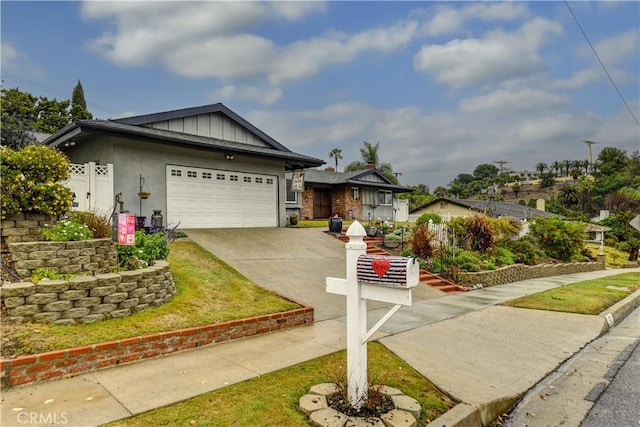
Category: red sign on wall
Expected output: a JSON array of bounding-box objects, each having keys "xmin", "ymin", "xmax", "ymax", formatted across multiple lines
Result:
[{"xmin": 117, "ymin": 214, "xmax": 136, "ymax": 246}]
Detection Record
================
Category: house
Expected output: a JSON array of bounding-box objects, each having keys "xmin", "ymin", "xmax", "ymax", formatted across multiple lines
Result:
[
  {"xmin": 44, "ymin": 103, "xmax": 324, "ymax": 228},
  {"xmin": 409, "ymin": 197, "xmax": 558, "ymax": 222},
  {"xmin": 285, "ymin": 167, "xmax": 412, "ymax": 222}
]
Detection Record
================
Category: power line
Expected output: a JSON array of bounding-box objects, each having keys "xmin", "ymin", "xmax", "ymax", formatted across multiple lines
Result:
[{"xmin": 564, "ymin": 1, "xmax": 640, "ymax": 128}]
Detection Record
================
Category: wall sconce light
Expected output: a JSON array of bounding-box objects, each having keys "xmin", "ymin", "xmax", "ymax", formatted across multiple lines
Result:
[
  {"xmin": 64, "ymin": 141, "xmax": 76, "ymax": 147},
  {"xmin": 225, "ymin": 154, "xmax": 234, "ymax": 160}
]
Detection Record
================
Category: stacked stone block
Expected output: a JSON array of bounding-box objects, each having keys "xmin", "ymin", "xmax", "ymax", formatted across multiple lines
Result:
[
  {"xmin": 7, "ymin": 239, "xmax": 118, "ymax": 279},
  {"xmin": 459, "ymin": 260, "xmax": 605, "ymax": 287},
  {"xmin": 0, "ymin": 261, "xmax": 176, "ymax": 324},
  {"xmin": 0, "ymin": 213, "xmax": 57, "ymax": 244}
]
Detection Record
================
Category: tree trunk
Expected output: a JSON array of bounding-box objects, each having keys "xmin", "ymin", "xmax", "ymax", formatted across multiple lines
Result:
[{"xmin": 628, "ymin": 247, "xmax": 639, "ymax": 262}]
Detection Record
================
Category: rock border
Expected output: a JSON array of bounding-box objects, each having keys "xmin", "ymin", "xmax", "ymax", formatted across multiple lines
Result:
[{"xmin": 300, "ymin": 383, "xmax": 421, "ymax": 427}]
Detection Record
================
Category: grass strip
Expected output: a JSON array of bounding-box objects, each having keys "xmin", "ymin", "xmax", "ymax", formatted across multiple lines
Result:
[
  {"xmin": 106, "ymin": 342, "xmax": 456, "ymax": 427},
  {"xmin": 502, "ymin": 272, "xmax": 640, "ymax": 315}
]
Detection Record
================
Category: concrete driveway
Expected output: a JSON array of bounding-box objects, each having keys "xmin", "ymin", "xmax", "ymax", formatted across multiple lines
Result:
[{"xmin": 186, "ymin": 227, "xmax": 443, "ymax": 321}]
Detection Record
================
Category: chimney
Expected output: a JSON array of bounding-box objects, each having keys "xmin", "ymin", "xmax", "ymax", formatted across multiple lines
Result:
[
  {"xmin": 325, "ymin": 166, "xmax": 335, "ymax": 172},
  {"xmin": 364, "ymin": 163, "xmax": 376, "ymax": 170},
  {"xmin": 536, "ymin": 199, "xmax": 545, "ymax": 212}
]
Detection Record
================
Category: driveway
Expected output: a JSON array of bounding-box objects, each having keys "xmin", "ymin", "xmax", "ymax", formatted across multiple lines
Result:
[{"xmin": 186, "ymin": 228, "xmax": 443, "ymax": 321}]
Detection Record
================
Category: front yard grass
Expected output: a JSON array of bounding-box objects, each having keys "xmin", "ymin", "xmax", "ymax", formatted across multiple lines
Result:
[
  {"xmin": 585, "ymin": 243, "xmax": 638, "ymax": 268},
  {"xmin": 106, "ymin": 342, "xmax": 456, "ymax": 427},
  {"xmin": 502, "ymin": 272, "xmax": 640, "ymax": 315},
  {"xmin": 1, "ymin": 240, "xmax": 299, "ymax": 358}
]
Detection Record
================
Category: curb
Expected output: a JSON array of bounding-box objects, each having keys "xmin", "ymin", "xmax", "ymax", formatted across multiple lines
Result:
[{"xmin": 429, "ymin": 287, "xmax": 640, "ymax": 427}]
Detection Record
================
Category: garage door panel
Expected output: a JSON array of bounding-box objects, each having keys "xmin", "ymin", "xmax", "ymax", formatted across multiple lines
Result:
[{"xmin": 166, "ymin": 165, "xmax": 277, "ymax": 228}]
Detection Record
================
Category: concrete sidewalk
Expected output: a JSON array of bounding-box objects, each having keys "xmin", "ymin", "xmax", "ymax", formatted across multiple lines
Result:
[{"xmin": 2, "ymin": 267, "xmax": 638, "ymax": 427}]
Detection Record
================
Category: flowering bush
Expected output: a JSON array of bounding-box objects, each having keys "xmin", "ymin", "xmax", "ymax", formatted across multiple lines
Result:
[
  {"xmin": 116, "ymin": 224, "xmax": 181, "ymax": 270},
  {"xmin": 0, "ymin": 145, "xmax": 73, "ymax": 219},
  {"xmin": 41, "ymin": 217, "xmax": 93, "ymax": 241}
]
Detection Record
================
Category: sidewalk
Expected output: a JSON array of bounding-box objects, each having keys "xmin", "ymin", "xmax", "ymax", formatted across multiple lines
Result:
[{"xmin": 1, "ymin": 267, "xmax": 639, "ymax": 427}]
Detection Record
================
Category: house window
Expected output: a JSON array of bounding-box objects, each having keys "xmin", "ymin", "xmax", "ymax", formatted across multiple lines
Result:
[
  {"xmin": 202, "ymin": 172, "xmax": 212, "ymax": 179},
  {"xmin": 378, "ymin": 190, "xmax": 392, "ymax": 206},
  {"xmin": 171, "ymin": 169, "xmax": 182, "ymax": 177},
  {"xmin": 266, "ymin": 178, "xmax": 274, "ymax": 185},
  {"xmin": 216, "ymin": 173, "xmax": 225, "ymax": 180},
  {"xmin": 187, "ymin": 170, "xmax": 197, "ymax": 178},
  {"xmin": 256, "ymin": 177, "xmax": 263, "ymax": 184},
  {"xmin": 351, "ymin": 187, "xmax": 360, "ymax": 201},
  {"xmin": 286, "ymin": 179, "xmax": 297, "ymax": 203},
  {"xmin": 440, "ymin": 202, "xmax": 446, "ymax": 209},
  {"xmin": 230, "ymin": 175, "xmax": 239, "ymax": 182},
  {"xmin": 243, "ymin": 176, "xmax": 252, "ymax": 183}
]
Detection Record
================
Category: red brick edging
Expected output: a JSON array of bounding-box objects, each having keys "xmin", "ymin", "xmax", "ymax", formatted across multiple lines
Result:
[{"xmin": 1, "ymin": 302, "xmax": 313, "ymax": 389}]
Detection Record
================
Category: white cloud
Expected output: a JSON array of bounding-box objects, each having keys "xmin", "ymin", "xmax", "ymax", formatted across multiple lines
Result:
[
  {"xmin": 211, "ymin": 84, "xmax": 282, "ymax": 105},
  {"xmin": 414, "ymin": 17, "xmax": 563, "ymax": 87},
  {"xmin": 1, "ymin": 42, "xmax": 43, "ymax": 77},
  {"xmin": 422, "ymin": 2, "xmax": 530, "ymax": 36},
  {"xmin": 459, "ymin": 88, "xmax": 569, "ymax": 114}
]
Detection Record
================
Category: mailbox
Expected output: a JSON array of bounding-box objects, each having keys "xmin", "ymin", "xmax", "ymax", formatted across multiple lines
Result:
[{"xmin": 356, "ymin": 254, "xmax": 419, "ymax": 288}]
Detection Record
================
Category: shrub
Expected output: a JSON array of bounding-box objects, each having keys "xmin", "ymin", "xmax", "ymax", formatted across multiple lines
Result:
[
  {"xmin": 0, "ymin": 145, "xmax": 74, "ymax": 219},
  {"xmin": 454, "ymin": 249, "xmax": 483, "ymax": 272},
  {"xmin": 415, "ymin": 213, "xmax": 442, "ymax": 226},
  {"xmin": 41, "ymin": 217, "xmax": 93, "ymax": 241},
  {"xmin": 530, "ymin": 218, "xmax": 586, "ymax": 261},
  {"xmin": 505, "ymin": 236, "xmax": 543, "ymax": 265},
  {"xmin": 31, "ymin": 268, "xmax": 70, "ymax": 284},
  {"xmin": 116, "ymin": 226, "xmax": 179, "ymax": 269},
  {"xmin": 494, "ymin": 247, "xmax": 515, "ymax": 266},
  {"xmin": 409, "ymin": 225, "xmax": 437, "ymax": 259},
  {"xmin": 465, "ymin": 216, "xmax": 495, "ymax": 253},
  {"xmin": 69, "ymin": 210, "xmax": 113, "ymax": 238}
]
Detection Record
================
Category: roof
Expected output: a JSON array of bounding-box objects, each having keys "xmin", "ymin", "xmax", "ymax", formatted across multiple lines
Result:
[
  {"xmin": 301, "ymin": 168, "xmax": 412, "ymax": 192},
  {"xmin": 412, "ymin": 197, "xmax": 559, "ymax": 219},
  {"xmin": 43, "ymin": 104, "xmax": 324, "ymax": 170}
]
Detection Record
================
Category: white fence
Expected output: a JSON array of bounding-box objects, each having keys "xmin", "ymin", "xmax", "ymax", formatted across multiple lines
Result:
[{"xmin": 67, "ymin": 162, "xmax": 114, "ymax": 215}]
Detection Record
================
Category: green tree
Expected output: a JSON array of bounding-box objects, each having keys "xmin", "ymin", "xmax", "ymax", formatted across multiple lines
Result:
[
  {"xmin": 551, "ymin": 161, "xmax": 563, "ymax": 177},
  {"xmin": 512, "ymin": 182, "xmax": 521, "ymax": 197},
  {"xmin": 559, "ymin": 185, "xmax": 580, "ymax": 208},
  {"xmin": 360, "ymin": 141, "xmax": 380, "ymax": 165},
  {"xmin": 538, "ymin": 172, "xmax": 556, "ymax": 189},
  {"xmin": 70, "ymin": 80, "xmax": 93, "ymax": 121},
  {"xmin": 35, "ymin": 97, "xmax": 71, "ymax": 134},
  {"xmin": 344, "ymin": 140, "xmax": 398, "ymax": 183},
  {"xmin": 328, "ymin": 148, "xmax": 342, "ymax": 171},
  {"xmin": 596, "ymin": 147, "xmax": 628, "ymax": 177},
  {"xmin": 1, "ymin": 87, "xmax": 38, "ymax": 148},
  {"xmin": 473, "ymin": 163, "xmax": 499, "ymax": 181},
  {"xmin": 530, "ymin": 218, "xmax": 586, "ymax": 261},
  {"xmin": 535, "ymin": 162, "xmax": 548, "ymax": 175}
]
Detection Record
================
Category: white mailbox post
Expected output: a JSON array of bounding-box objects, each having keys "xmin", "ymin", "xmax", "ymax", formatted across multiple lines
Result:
[{"xmin": 326, "ymin": 220, "xmax": 419, "ymax": 408}]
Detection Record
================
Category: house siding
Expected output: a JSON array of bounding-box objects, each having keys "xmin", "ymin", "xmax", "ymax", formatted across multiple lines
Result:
[{"xmin": 409, "ymin": 202, "xmax": 478, "ymax": 222}]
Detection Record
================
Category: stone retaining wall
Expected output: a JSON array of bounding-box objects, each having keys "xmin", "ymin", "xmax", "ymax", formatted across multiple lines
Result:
[
  {"xmin": 0, "ymin": 304, "xmax": 314, "ymax": 389},
  {"xmin": 458, "ymin": 258, "xmax": 606, "ymax": 287},
  {"xmin": 1, "ymin": 261, "xmax": 176, "ymax": 324},
  {"xmin": 8, "ymin": 239, "xmax": 118, "ymax": 279},
  {"xmin": 0, "ymin": 213, "xmax": 57, "ymax": 244}
]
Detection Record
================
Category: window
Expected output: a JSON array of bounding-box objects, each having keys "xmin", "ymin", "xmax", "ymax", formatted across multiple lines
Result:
[
  {"xmin": 202, "ymin": 172, "xmax": 212, "ymax": 179},
  {"xmin": 440, "ymin": 202, "xmax": 446, "ymax": 209},
  {"xmin": 171, "ymin": 169, "xmax": 182, "ymax": 177},
  {"xmin": 230, "ymin": 175, "xmax": 239, "ymax": 182},
  {"xmin": 216, "ymin": 173, "xmax": 225, "ymax": 180},
  {"xmin": 187, "ymin": 170, "xmax": 197, "ymax": 178},
  {"xmin": 351, "ymin": 187, "xmax": 360, "ymax": 201},
  {"xmin": 378, "ymin": 190, "xmax": 392, "ymax": 206},
  {"xmin": 266, "ymin": 178, "xmax": 274, "ymax": 185},
  {"xmin": 243, "ymin": 176, "xmax": 252, "ymax": 183},
  {"xmin": 286, "ymin": 179, "xmax": 297, "ymax": 203},
  {"xmin": 255, "ymin": 177, "xmax": 263, "ymax": 184}
]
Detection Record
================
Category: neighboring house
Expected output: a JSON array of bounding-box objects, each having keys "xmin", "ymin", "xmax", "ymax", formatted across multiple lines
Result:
[
  {"xmin": 285, "ymin": 167, "xmax": 412, "ymax": 222},
  {"xmin": 45, "ymin": 103, "xmax": 324, "ymax": 228},
  {"xmin": 409, "ymin": 197, "xmax": 558, "ymax": 222}
]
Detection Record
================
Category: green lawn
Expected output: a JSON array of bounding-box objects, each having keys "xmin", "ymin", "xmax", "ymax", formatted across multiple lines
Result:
[
  {"xmin": 502, "ymin": 272, "xmax": 640, "ymax": 315},
  {"xmin": 106, "ymin": 342, "xmax": 456, "ymax": 427}
]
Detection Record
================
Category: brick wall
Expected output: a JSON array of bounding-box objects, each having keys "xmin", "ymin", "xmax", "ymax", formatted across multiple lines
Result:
[
  {"xmin": 0, "ymin": 303, "xmax": 313, "ymax": 389},
  {"xmin": 8, "ymin": 239, "xmax": 118, "ymax": 279},
  {"xmin": 1, "ymin": 261, "xmax": 176, "ymax": 324},
  {"xmin": 458, "ymin": 258, "xmax": 606, "ymax": 287},
  {"xmin": 331, "ymin": 185, "xmax": 362, "ymax": 220}
]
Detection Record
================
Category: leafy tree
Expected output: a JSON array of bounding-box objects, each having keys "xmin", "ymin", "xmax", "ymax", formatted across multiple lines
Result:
[
  {"xmin": 454, "ymin": 173, "xmax": 475, "ymax": 185},
  {"xmin": 512, "ymin": 182, "xmax": 521, "ymax": 197},
  {"xmin": 1, "ymin": 87, "xmax": 38, "ymax": 148},
  {"xmin": 328, "ymin": 148, "xmax": 342, "ymax": 171},
  {"xmin": 596, "ymin": 147, "xmax": 628, "ymax": 177},
  {"xmin": 433, "ymin": 186, "xmax": 449, "ymax": 197},
  {"xmin": 344, "ymin": 140, "xmax": 398, "ymax": 183},
  {"xmin": 35, "ymin": 97, "xmax": 71, "ymax": 134},
  {"xmin": 535, "ymin": 162, "xmax": 548, "ymax": 175},
  {"xmin": 551, "ymin": 161, "xmax": 563, "ymax": 177},
  {"xmin": 538, "ymin": 172, "xmax": 556, "ymax": 189},
  {"xmin": 559, "ymin": 185, "xmax": 580, "ymax": 208},
  {"xmin": 360, "ymin": 141, "xmax": 380, "ymax": 165},
  {"xmin": 473, "ymin": 163, "xmax": 499, "ymax": 181},
  {"xmin": 70, "ymin": 80, "xmax": 93, "ymax": 121}
]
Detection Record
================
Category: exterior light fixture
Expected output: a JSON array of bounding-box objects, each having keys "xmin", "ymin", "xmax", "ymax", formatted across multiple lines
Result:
[{"xmin": 225, "ymin": 154, "xmax": 234, "ymax": 160}]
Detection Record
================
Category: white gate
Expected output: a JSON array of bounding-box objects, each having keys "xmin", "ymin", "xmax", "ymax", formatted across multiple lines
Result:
[
  {"xmin": 67, "ymin": 162, "xmax": 114, "ymax": 215},
  {"xmin": 393, "ymin": 198, "xmax": 409, "ymax": 222}
]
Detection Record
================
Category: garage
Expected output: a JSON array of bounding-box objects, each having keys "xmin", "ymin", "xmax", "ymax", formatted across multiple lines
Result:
[{"xmin": 166, "ymin": 165, "xmax": 278, "ymax": 228}]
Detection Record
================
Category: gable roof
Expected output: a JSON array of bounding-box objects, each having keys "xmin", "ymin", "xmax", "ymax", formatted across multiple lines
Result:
[
  {"xmin": 302, "ymin": 168, "xmax": 412, "ymax": 192},
  {"xmin": 44, "ymin": 104, "xmax": 324, "ymax": 170},
  {"xmin": 112, "ymin": 103, "xmax": 290, "ymax": 152},
  {"xmin": 412, "ymin": 197, "xmax": 559, "ymax": 219}
]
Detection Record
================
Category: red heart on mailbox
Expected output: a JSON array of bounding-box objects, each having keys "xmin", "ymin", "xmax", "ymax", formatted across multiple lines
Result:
[{"xmin": 371, "ymin": 257, "xmax": 391, "ymax": 278}]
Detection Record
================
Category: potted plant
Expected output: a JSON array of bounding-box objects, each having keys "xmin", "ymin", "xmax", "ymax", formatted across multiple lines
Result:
[{"xmin": 289, "ymin": 214, "xmax": 299, "ymax": 226}]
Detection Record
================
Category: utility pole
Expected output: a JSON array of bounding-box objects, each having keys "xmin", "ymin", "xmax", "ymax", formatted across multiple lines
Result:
[
  {"xmin": 494, "ymin": 160, "xmax": 509, "ymax": 175},
  {"xmin": 581, "ymin": 140, "xmax": 599, "ymax": 166}
]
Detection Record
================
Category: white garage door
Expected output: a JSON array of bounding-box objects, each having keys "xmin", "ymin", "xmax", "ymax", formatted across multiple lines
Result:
[{"xmin": 166, "ymin": 165, "xmax": 278, "ymax": 228}]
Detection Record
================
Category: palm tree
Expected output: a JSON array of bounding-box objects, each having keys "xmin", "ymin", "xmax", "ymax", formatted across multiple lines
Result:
[
  {"xmin": 535, "ymin": 162, "xmax": 548, "ymax": 178},
  {"xmin": 360, "ymin": 141, "xmax": 380, "ymax": 166},
  {"xmin": 551, "ymin": 161, "xmax": 563, "ymax": 177},
  {"xmin": 563, "ymin": 160, "xmax": 572, "ymax": 177},
  {"xmin": 329, "ymin": 148, "xmax": 342, "ymax": 171}
]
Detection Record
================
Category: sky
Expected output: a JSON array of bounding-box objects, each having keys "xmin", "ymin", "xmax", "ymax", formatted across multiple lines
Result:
[{"xmin": 2, "ymin": 1, "xmax": 639, "ymax": 188}]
